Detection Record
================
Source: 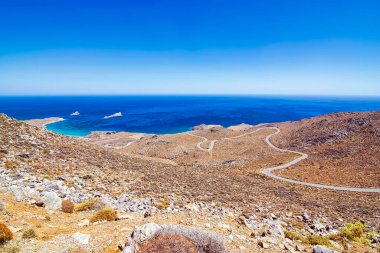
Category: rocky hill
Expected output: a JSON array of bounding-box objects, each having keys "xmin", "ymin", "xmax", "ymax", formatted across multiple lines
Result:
[
  {"xmin": 0, "ymin": 113, "xmax": 379, "ymax": 252},
  {"xmin": 0, "ymin": 113, "xmax": 168, "ymax": 197}
]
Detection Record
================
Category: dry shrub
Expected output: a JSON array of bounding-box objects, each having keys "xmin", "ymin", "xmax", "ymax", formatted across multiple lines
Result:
[
  {"xmin": 74, "ymin": 198, "xmax": 105, "ymax": 212},
  {"xmin": 0, "ymin": 222, "xmax": 13, "ymax": 244},
  {"xmin": 22, "ymin": 228, "xmax": 37, "ymax": 239},
  {"xmin": 89, "ymin": 206, "xmax": 117, "ymax": 223},
  {"xmin": 138, "ymin": 234, "xmax": 197, "ymax": 253},
  {"xmin": 155, "ymin": 225, "xmax": 228, "ymax": 253},
  {"xmin": 61, "ymin": 199, "xmax": 74, "ymax": 213}
]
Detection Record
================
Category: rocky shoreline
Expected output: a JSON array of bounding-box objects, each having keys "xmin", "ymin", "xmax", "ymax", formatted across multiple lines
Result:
[{"xmin": 24, "ymin": 117, "xmax": 65, "ymax": 128}]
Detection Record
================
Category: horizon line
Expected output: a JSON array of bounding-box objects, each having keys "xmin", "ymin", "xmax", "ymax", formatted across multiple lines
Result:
[{"xmin": 1, "ymin": 94, "xmax": 380, "ymax": 98}]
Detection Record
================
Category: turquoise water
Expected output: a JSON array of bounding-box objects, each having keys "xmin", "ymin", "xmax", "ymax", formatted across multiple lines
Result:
[{"xmin": 0, "ymin": 95, "xmax": 379, "ymax": 137}]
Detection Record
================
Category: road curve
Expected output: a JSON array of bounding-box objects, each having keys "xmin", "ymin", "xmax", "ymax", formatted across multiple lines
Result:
[
  {"xmin": 186, "ymin": 132, "xmax": 217, "ymax": 154},
  {"xmin": 262, "ymin": 127, "xmax": 380, "ymax": 193}
]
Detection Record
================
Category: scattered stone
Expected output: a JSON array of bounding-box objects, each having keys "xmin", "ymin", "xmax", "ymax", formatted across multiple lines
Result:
[
  {"xmin": 0, "ymin": 200, "xmax": 5, "ymax": 211},
  {"xmin": 267, "ymin": 221, "xmax": 285, "ymax": 238},
  {"xmin": 124, "ymin": 223, "xmax": 161, "ymax": 252},
  {"xmin": 258, "ymin": 241, "xmax": 270, "ymax": 249},
  {"xmin": 313, "ymin": 245, "xmax": 338, "ymax": 253},
  {"xmin": 143, "ymin": 210, "xmax": 151, "ymax": 218},
  {"xmin": 295, "ymin": 244, "xmax": 304, "ymax": 251},
  {"xmin": 72, "ymin": 232, "xmax": 90, "ymax": 245},
  {"xmin": 18, "ymin": 153, "xmax": 30, "ymax": 159},
  {"xmin": 32, "ymin": 196, "xmax": 44, "ymax": 207},
  {"xmin": 284, "ymin": 241, "xmax": 294, "ymax": 251},
  {"xmin": 77, "ymin": 219, "xmax": 90, "ymax": 227},
  {"xmin": 42, "ymin": 191, "xmax": 62, "ymax": 210},
  {"xmin": 302, "ymin": 213, "xmax": 310, "ymax": 221}
]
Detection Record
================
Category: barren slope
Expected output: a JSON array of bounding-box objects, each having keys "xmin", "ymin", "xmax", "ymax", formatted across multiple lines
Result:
[{"xmin": 273, "ymin": 111, "xmax": 380, "ymax": 188}]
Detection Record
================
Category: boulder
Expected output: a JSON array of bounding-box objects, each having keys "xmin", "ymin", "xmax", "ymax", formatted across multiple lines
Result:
[
  {"xmin": 313, "ymin": 245, "xmax": 338, "ymax": 253},
  {"xmin": 267, "ymin": 221, "xmax": 285, "ymax": 238},
  {"xmin": 77, "ymin": 219, "xmax": 90, "ymax": 227},
  {"xmin": 124, "ymin": 223, "xmax": 161, "ymax": 253},
  {"xmin": 42, "ymin": 191, "xmax": 62, "ymax": 210},
  {"xmin": 258, "ymin": 241, "xmax": 270, "ymax": 249},
  {"xmin": 72, "ymin": 232, "xmax": 90, "ymax": 245},
  {"xmin": 132, "ymin": 223, "xmax": 161, "ymax": 244}
]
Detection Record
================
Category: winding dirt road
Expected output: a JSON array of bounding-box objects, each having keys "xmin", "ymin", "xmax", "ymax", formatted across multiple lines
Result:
[
  {"xmin": 186, "ymin": 132, "xmax": 217, "ymax": 155},
  {"xmin": 262, "ymin": 127, "xmax": 380, "ymax": 193},
  {"xmin": 188, "ymin": 127, "xmax": 380, "ymax": 193}
]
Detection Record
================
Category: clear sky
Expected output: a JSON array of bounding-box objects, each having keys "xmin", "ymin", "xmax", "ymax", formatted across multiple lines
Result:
[{"xmin": 0, "ymin": 0, "xmax": 379, "ymax": 95}]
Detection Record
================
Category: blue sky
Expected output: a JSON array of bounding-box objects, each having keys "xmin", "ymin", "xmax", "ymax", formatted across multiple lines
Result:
[{"xmin": 0, "ymin": 0, "xmax": 379, "ymax": 95}]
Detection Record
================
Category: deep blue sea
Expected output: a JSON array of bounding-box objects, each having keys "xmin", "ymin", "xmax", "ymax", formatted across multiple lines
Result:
[{"xmin": 0, "ymin": 95, "xmax": 380, "ymax": 137}]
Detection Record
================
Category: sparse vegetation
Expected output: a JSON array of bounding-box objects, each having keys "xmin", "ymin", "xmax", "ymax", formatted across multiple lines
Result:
[
  {"xmin": 329, "ymin": 221, "xmax": 371, "ymax": 246},
  {"xmin": 75, "ymin": 198, "xmax": 105, "ymax": 212},
  {"xmin": 301, "ymin": 234, "xmax": 331, "ymax": 246},
  {"xmin": 89, "ymin": 206, "xmax": 117, "ymax": 223},
  {"xmin": 284, "ymin": 230, "xmax": 301, "ymax": 241},
  {"xmin": 0, "ymin": 222, "xmax": 13, "ymax": 244},
  {"xmin": 22, "ymin": 228, "xmax": 37, "ymax": 239},
  {"xmin": 5, "ymin": 160, "xmax": 18, "ymax": 169},
  {"xmin": 61, "ymin": 199, "xmax": 75, "ymax": 213}
]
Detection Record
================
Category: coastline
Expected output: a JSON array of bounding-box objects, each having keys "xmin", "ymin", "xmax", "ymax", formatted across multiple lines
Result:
[
  {"xmin": 25, "ymin": 116, "xmax": 256, "ymax": 138},
  {"xmin": 24, "ymin": 117, "xmax": 65, "ymax": 128}
]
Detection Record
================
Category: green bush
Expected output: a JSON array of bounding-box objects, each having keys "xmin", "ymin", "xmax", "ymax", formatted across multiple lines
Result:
[
  {"xmin": 302, "ymin": 235, "xmax": 331, "ymax": 246},
  {"xmin": 284, "ymin": 230, "xmax": 302, "ymax": 241},
  {"xmin": 329, "ymin": 221, "xmax": 371, "ymax": 246}
]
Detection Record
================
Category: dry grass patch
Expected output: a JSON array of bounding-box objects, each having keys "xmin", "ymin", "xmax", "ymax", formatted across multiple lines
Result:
[
  {"xmin": 74, "ymin": 198, "xmax": 105, "ymax": 212},
  {"xmin": 90, "ymin": 206, "xmax": 117, "ymax": 223},
  {"xmin": 22, "ymin": 228, "xmax": 37, "ymax": 239}
]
